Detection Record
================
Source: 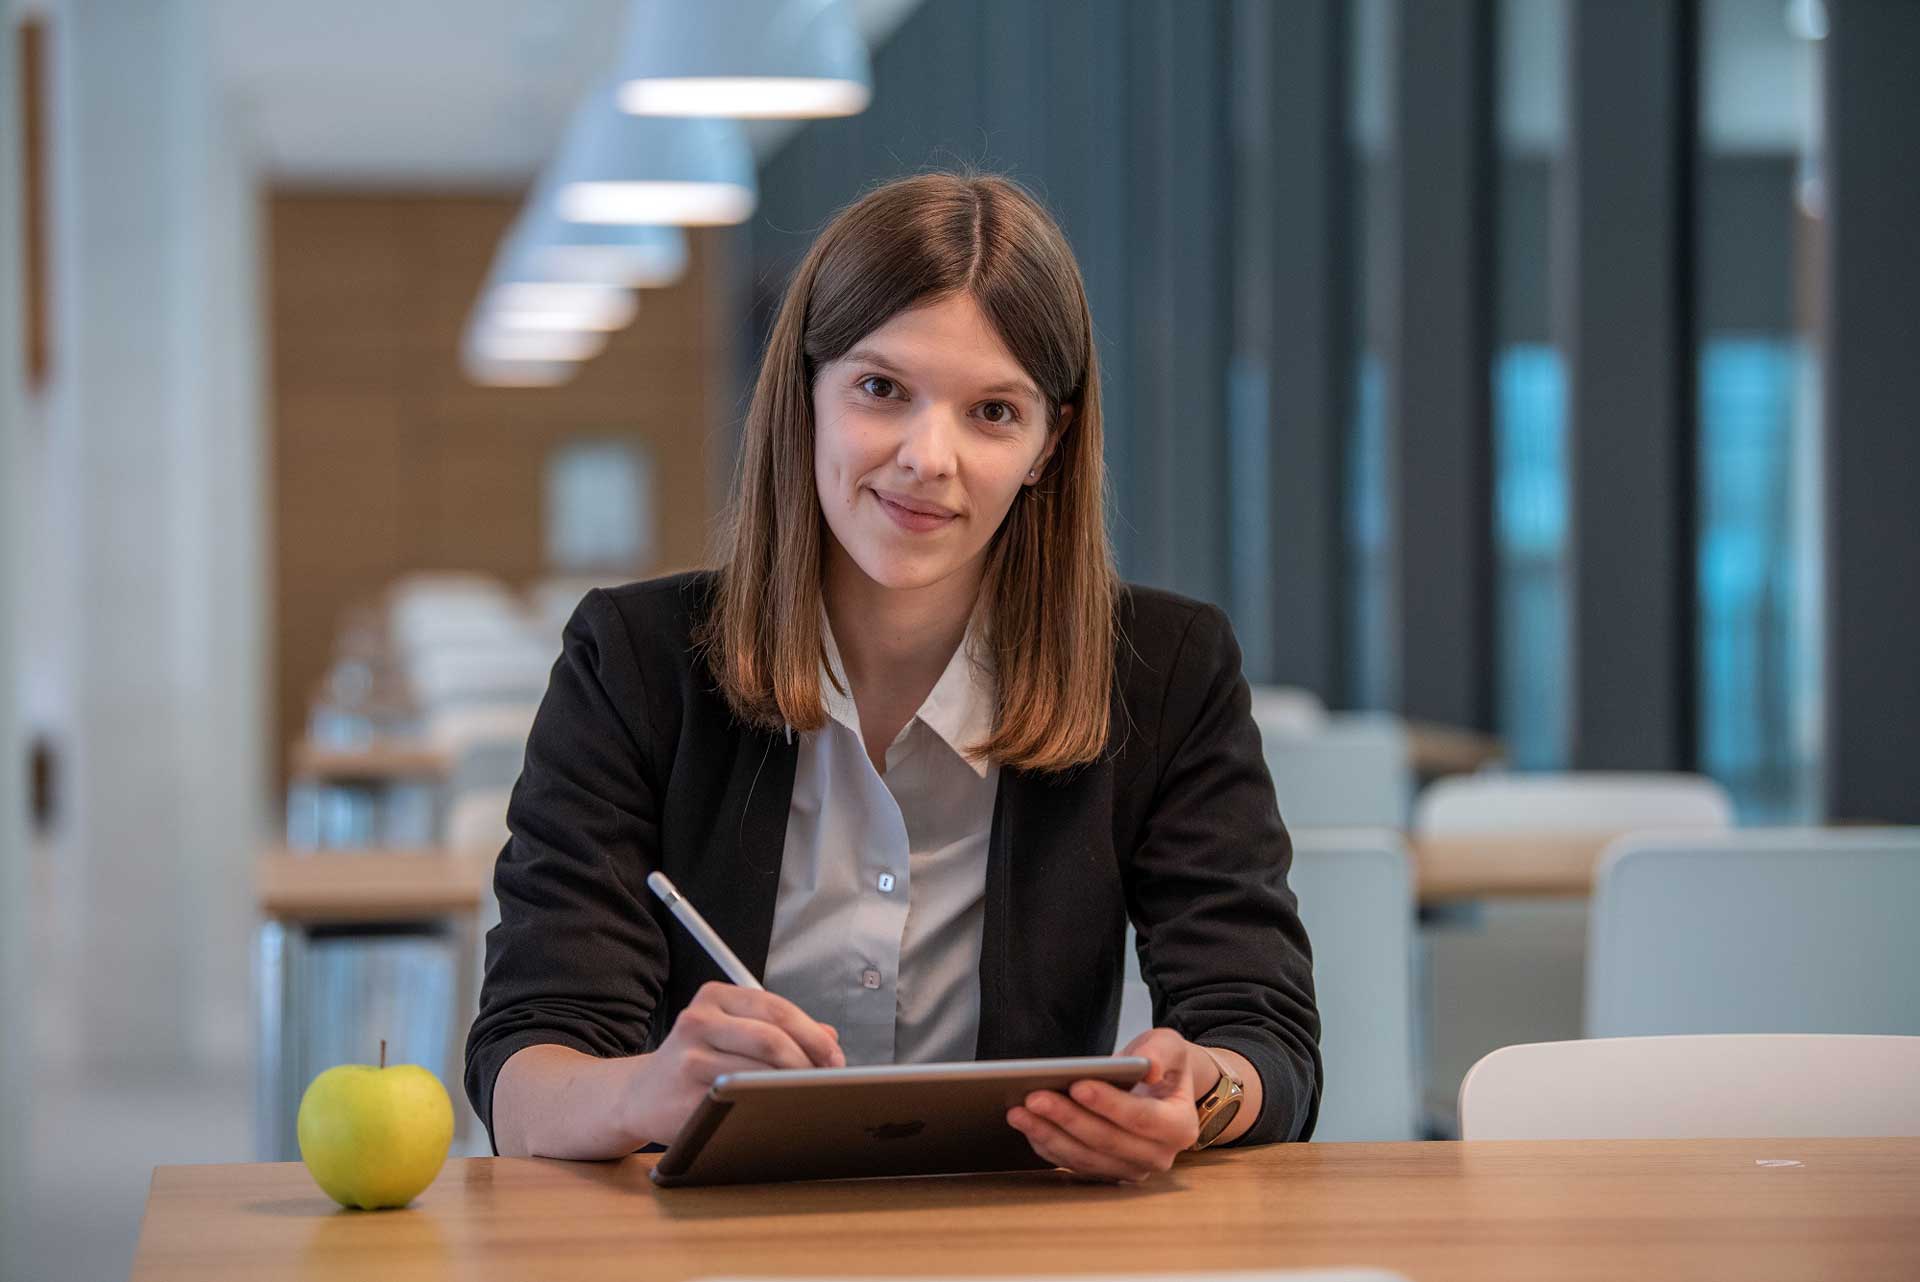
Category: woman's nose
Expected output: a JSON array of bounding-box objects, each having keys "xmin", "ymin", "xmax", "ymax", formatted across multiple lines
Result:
[{"xmin": 895, "ymin": 405, "xmax": 960, "ymax": 479}]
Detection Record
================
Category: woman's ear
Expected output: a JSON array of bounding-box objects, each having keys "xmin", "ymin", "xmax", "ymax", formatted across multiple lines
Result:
[{"xmin": 1028, "ymin": 404, "xmax": 1072, "ymax": 483}]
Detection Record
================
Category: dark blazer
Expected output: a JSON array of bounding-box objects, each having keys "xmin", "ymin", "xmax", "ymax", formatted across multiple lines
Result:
[{"xmin": 466, "ymin": 571, "xmax": 1321, "ymax": 1150}]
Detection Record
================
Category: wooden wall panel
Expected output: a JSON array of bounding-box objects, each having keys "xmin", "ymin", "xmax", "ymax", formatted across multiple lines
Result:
[{"xmin": 270, "ymin": 192, "xmax": 726, "ymax": 782}]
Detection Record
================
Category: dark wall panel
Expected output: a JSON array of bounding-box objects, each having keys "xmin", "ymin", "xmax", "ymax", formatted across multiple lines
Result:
[
  {"xmin": 1387, "ymin": 0, "xmax": 1494, "ymax": 728},
  {"xmin": 1560, "ymin": 0, "xmax": 1693, "ymax": 770},
  {"xmin": 1823, "ymin": 0, "xmax": 1920, "ymax": 823}
]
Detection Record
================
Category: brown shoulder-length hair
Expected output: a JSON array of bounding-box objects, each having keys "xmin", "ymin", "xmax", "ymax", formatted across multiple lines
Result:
[{"xmin": 697, "ymin": 172, "xmax": 1117, "ymax": 773}]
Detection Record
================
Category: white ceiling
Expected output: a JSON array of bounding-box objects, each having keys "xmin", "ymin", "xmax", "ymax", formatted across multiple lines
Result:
[{"xmin": 212, "ymin": 0, "xmax": 925, "ymax": 187}]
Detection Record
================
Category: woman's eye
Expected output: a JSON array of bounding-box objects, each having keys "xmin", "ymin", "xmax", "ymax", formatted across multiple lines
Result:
[
  {"xmin": 979, "ymin": 400, "xmax": 1018, "ymax": 425},
  {"xmin": 858, "ymin": 375, "xmax": 898, "ymax": 399}
]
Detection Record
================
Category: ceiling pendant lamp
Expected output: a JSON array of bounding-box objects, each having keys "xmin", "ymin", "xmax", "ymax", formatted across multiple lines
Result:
[
  {"xmin": 615, "ymin": 0, "xmax": 872, "ymax": 120},
  {"xmin": 512, "ymin": 180, "xmax": 690, "ymax": 289},
  {"xmin": 461, "ymin": 355, "xmax": 578, "ymax": 389},
  {"xmin": 551, "ymin": 85, "xmax": 756, "ymax": 227},
  {"xmin": 459, "ymin": 309, "xmax": 597, "ymax": 388}
]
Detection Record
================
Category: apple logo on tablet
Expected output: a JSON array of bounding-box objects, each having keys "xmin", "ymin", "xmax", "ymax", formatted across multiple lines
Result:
[{"xmin": 865, "ymin": 1120, "xmax": 926, "ymax": 1142}]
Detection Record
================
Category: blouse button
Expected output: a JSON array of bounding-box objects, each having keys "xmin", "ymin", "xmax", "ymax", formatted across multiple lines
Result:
[
  {"xmin": 861, "ymin": 969, "xmax": 882, "ymax": 990},
  {"xmin": 877, "ymin": 873, "xmax": 896, "ymax": 893}
]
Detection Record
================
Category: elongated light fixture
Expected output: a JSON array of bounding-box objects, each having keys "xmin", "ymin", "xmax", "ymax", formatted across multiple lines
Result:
[
  {"xmin": 552, "ymin": 85, "xmax": 755, "ymax": 227},
  {"xmin": 462, "ymin": 355, "xmax": 577, "ymax": 388},
  {"xmin": 460, "ymin": 308, "xmax": 594, "ymax": 388},
  {"xmin": 475, "ymin": 190, "xmax": 670, "ymax": 337},
  {"xmin": 614, "ymin": 0, "xmax": 872, "ymax": 119},
  {"xmin": 512, "ymin": 177, "xmax": 690, "ymax": 289}
]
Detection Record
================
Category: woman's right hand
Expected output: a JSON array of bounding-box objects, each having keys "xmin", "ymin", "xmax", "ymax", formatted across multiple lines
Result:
[{"xmin": 622, "ymin": 982, "xmax": 845, "ymax": 1145}]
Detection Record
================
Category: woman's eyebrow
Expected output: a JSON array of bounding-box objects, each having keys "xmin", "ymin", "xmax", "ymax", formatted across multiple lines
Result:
[
  {"xmin": 978, "ymin": 377, "xmax": 1043, "ymax": 403},
  {"xmin": 841, "ymin": 346, "xmax": 908, "ymax": 375},
  {"xmin": 841, "ymin": 346, "xmax": 1041, "ymax": 404}
]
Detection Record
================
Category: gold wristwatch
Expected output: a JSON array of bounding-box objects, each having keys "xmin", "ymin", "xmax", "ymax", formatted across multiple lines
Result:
[{"xmin": 1190, "ymin": 1047, "xmax": 1245, "ymax": 1150}]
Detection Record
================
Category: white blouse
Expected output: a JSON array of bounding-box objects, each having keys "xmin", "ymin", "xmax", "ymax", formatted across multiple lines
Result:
[{"xmin": 761, "ymin": 615, "xmax": 999, "ymax": 1066}]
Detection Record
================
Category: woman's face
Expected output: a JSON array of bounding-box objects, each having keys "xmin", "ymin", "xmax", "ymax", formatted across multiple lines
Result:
[{"xmin": 812, "ymin": 292, "xmax": 1060, "ymax": 596}]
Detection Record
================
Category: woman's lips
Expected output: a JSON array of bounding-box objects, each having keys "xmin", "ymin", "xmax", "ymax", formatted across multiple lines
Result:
[{"xmin": 872, "ymin": 490, "xmax": 957, "ymax": 532}]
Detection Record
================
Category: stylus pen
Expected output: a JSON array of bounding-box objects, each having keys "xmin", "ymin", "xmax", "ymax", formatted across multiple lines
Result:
[{"xmin": 645, "ymin": 871, "xmax": 765, "ymax": 991}]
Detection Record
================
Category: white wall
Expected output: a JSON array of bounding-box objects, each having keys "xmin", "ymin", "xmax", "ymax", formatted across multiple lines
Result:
[
  {"xmin": 36, "ymin": 0, "xmax": 269, "ymax": 1078},
  {"xmin": 3, "ymin": 0, "xmax": 32, "ymax": 1263}
]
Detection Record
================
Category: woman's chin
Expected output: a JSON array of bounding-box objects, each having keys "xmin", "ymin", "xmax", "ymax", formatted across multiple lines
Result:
[{"xmin": 846, "ymin": 548, "xmax": 968, "ymax": 594}]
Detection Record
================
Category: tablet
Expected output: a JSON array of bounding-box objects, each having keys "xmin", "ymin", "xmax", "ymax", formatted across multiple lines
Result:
[{"xmin": 650, "ymin": 1056, "xmax": 1152, "ymax": 1187}]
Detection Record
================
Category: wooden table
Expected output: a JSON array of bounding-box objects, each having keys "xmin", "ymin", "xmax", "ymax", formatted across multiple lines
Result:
[
  {"xmin": 290, "ymin": 737, "xmax": 451, "ymax": 784},
  {"xmin": 1403, "ymin": 720, "xmax": 1506, "ymax": 779},
  {"xmin": 257, "ymin": 849, "xmax": 493, "ymax": 923},
  {"xmin": 131, "ymin": 1138, "xmax": 1920, "ymax": 1281},
  {"xmin": 1409, "ymin": 832, "xmax": 1620, "ymax": 903},
  {"xmin": 255, "ymin": 848, "xmax": 494, "ymax": 1164}
]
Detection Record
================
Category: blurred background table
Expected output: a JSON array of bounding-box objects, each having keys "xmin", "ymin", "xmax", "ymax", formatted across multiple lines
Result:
[
  {"xmin": 1410, "ymin": 831, "xmax": 1619, "ymax": 902},
  {"xmin": 130, "ymin": 1137, "xmax": 1920, "ymax": 1282},
  {"xmin": 1403, "ymin": 720, "xmax": 1505, "ymax": 780},
  {"xmin": 254, "ymin": 847, "xmax": 494, "ymax": 1164}
]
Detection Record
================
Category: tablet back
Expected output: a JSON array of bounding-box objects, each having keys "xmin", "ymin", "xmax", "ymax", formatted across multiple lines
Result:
[{"xmin": 651, "ymin": 1057, "xmax": 1150, "ymax": 1187}]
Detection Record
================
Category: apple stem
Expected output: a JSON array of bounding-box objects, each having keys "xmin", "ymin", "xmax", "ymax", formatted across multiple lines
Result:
[{"xmin": 380, "ymin": 1039, "xmax": 387, "ymax": 1070}]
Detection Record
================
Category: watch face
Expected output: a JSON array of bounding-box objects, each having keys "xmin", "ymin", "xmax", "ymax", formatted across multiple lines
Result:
[{"xmin": 1195, "ymin": 1094, "xmax": 1242, "ymax": 1148}]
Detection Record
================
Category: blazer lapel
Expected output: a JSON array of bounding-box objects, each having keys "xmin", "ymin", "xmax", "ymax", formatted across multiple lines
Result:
[
  {"xmin": 973, "ymin": 766, "xmax": 1028, "ymax": 1060},
  {"xmin": 681, "ymin": 727, "xmax": 797, "ymax": 985}
]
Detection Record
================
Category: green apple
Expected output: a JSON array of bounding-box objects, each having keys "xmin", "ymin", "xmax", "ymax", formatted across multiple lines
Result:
[{"xmin": 297, "ymin": 1049, "xmax": 454, "ymax": 1211}]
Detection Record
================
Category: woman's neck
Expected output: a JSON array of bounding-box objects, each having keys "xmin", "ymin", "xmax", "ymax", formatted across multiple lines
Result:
[
  {"xmin": 823, "ymin": 547, "xmax": 982, "ymax": 693},
  {"xmin": 822, "ymin": 546, "xmax": 982, "ymax": 770}
]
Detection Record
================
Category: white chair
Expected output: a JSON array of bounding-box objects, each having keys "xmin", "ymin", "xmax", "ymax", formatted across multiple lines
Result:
[
  {"xmin": 1459, "ymin": 1034, "xmax": 1920, "ymax": 1139},
  {"xmin": 445, "ymin": 787, "xmax": 513, "ymax": 855},
  {"xmin": 528, "ymin": 575, "xmax": 631, "ymax": 639},
  {"xmin": 407, "ymin": 643, "xmax": 555, "ymax": 709},
  {"xmin": 1248, "ymin": 685, "xmax": 1329, "ymax": 737},
  {"xmin": 1114, "ymin": 831, "xmax": 1418, "ymax": 1141},
  {"xmin": 389, "ymin": 575, "xmax": 523, "ymax": 650},
  {"xmin": 1260, "ymin": 714, "xmax": 1411, "ymax": 830},
  {"xmin": 1413, "ymin": 771, "xmax": 1734, "ymax": 834},
  {"xmin": 1410, "ymin": 772, "xmax": 1734, "ymax": 1134},
  {"xmin": 1289, "ymin": 831, "xmax": 1419, "ymax": 1140},
  {"xmin": 445, "ymin": 783, "xmax": 512, "ymax": 1000},
  {"xmin": 429, "ymin": 702, "xmax": 540, "ymax": 797},
  {"xmin": 446, "ymin": 787, "xmax": 512, "ymax": 1159},
  {"xmin": 1587, "ymin": 828, "xmax": 1920, "ymax": 1039}
]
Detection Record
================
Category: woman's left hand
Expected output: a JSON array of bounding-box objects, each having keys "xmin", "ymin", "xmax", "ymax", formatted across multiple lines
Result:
[{"xmin": 1006, "ymin": 1028, "xmax": 1210, "ymax": 1182}]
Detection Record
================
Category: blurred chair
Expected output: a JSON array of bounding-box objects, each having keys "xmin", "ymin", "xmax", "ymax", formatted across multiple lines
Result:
[
  {"xmin": 446, "ymin": 784, "xmax": 512, "ymax": 1094},
  {"xmin": 1260, "ymin": 714, "xmax": 1411, "ymax": 830},
  {"xmin": 1411, "ymin": 772, "xmax": 1734, "ymax": 1135},
  {"xmin": 1248, "ymin": 685, "xmax": 1329, "ymax": 737},
  {"xmin": 1114, "ymin": 831, "xmax": 1418, "ymax": 1141},
  {"xmin": 445, "ymin": 787, "xmax": 513, "ymax": 855},
  {"xmin": 430, "ymin": 702, "xmax": 540, "ymax": 797},
  {"xmin": 529, "ymin": 574, "xmax": 632, "ymax": 640},
  {"xmin": 389, "ymin": 574, "xmax": 521, "ymax": 650},
  {"xmin": 1289, "ymin": 831, "xmax": 1419, "ymax": 1140},
  {"xmin": 1459, "ymin": 1034, "xmax": 1920, "ymax": 1140},
  {"xmin": 390, "ymin": 571, "xmax": 513, "ymax": 603},
  {"xmin": 1414, "ymin": 771, "xmax": 1734, "ymax": 834},
  {"xmin": 407, "ymin": 642, "xmax": 555, "ymax": 710},
  {"xmin": 1588, "ymin": 828, "xmax": 1920, "ymax": 1039}
]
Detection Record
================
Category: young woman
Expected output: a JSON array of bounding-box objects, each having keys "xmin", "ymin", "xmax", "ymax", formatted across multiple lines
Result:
[{"xmin": 467, "ymin": 173, "xmax": 1320, "ymax": 1182}]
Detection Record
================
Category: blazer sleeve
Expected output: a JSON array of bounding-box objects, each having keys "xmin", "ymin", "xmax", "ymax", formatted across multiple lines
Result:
[
  {"xmin": 1127, "ymin": 603, "xmax": 1323, "ymax": 1144},
  {"xmin": 463, "ymin": 588, "xmax": 670, "ymax": 1150}
]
